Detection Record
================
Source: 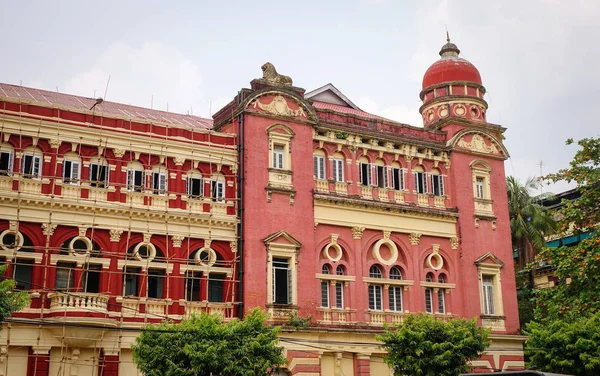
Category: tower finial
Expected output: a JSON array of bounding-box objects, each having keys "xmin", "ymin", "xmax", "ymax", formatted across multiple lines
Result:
[{"xmin": 446, "ymin": 29, "xmax": 450, "ymax": 43}]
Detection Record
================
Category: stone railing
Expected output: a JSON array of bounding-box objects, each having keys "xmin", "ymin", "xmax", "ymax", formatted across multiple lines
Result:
[
  {"xmin": 19, "ymin": 178, "xmax": 43, "ymax": 194},
  {"xmin": 61, "ymin": 184, "xmax": 81, "ymax": 199},
  {"xmin": 183, "ymin": 301, "xmax": 234, "ymax": 320},
  {"xmin": 393, "ymin": 190, "xmax": 405, "ymax": 203},
  {"xmin": 0, "ymin": 176, "xmax": 12, "ymax": 191},
  {"xmin": 315, "ymin": 179, "xmax": 329, "ymax": 193},
  {"xmin": 48, "ymin": 292, "xmax": 109, "ymax": 313},
  {"xmin": 369, "ymin": 311, "xmax": 386, "ymax": 324},
  {"xmin": 481, "ymin": 315, "xmax": 506, "ymax": 331},
  {"xmin": 361, "ymin": 186, "xmax": 372, "ymax": 199},
  {"xmin": 317, "ymin": 308, "xmax": 355, "ymax": 324},
  {"xmin": 211, "ymin": 202, "xmax": 228, "ymax": 215},
  {"xmin": 434, "ymin": 196, "xmax": 445, "ymax": 208},
  {"xmin": 116, "ymin": 297, "xmax": 170, "ymax": 318},
  {"xmin": 417, "ymin": 194, "xmax": 429, "ymax": 206},
  {"xmin": 334, "ymin": 182, "xmax": 348, "ymax": 195}
]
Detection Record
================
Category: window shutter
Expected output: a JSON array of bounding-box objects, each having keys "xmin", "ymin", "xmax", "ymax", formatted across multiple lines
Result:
[
  {"xmin": 440, "ymin": 176, "xmax": 445, "ymax": 196},
  {"xmin": 63, "ymin": 160, "xmax": 69, "ymax": 180},
  {"xmin": 287, "ymin": 267, "xmax": 293, "ymax": 304},
  {"xmin": 424, "ymin": 173, "xmax": 429, "ymax": 193},
  {"xmin": 319, "ymin": 157, "xmax": 324, "ymax": 179},
  {"xmin": 332, "ymin": 159, "xmax": 337, "ymax": 181},
  {"xmin": 414, "ymin": 172, "xmax": 418, "ymax": 192},
  {"xmin": 103, "ymin": 165, "xmax": 109, "ymax": 186},
  {"xmin": 401, "ymin": 169, "xmax": 406, "ymax": 190},
  {"xmin": 313, "ymin": 156, "xmax": 318, "ymax": 178},
  {"xmin": 126, "ymin": 170, "xmax": 132, "ymax": 190},
  {"xmin": 385, "ymin": 166, "xmax": 391, "ymax": 188},
  {"xmin": 7, "ymin": 153, "xmax": 13, "ymax": 174},
  {"xmin": 359, "ymin": 163, "xmax": 363, "ymax": 185},
  {"xmin": 72, "ymin": 161, "xmax": 80, "ymax": 181},
  {"xmin": 160, "ymin": 173, "xmax": 167, "ymax": 191},
  {"xmin": 370, "ymin": 164, "xmax": 375, "ymax": 186}
]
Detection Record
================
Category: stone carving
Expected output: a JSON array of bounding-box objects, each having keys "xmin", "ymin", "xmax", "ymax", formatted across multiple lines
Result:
[
  {"xmin": 109, "ymin": 230, "xmax": 123, "ymax": 242},
  {"xmin": 78, "ymin": 226, "xmax": 87, "ymax": 237},
  {"xmin": 457, "ymin": 134, "xmax": 499, "ymax": 154},
  {"xmin": 112, "ymin": 148, "xmax": 126, "ymax": 158},
  {"xmin": 230, "ymin": 241, "xmax": 238, "ymax": 253},
  {"xmin": 49, "ymin": 139, "xmax": 61, "ymax": 149},
  {"xmin": 143, "ymin": 233, "xmax": 152, "ymax": 243},
  {"xmin": 250, "ymin": 95, "xmax": 306, "ymax": 118},
  {"xmin": 450, "ymin": 237, "xmax": 459, "ymax": 250},
  {"xmin": 331, "ymin": 233, "xmax": 339, "ymax": 244},
  {"xmin": 172, "ymin": 235, "xmax": 184, "ymax": 248},
  {"xmin": 383, "ymin": 230, "xmax": 391, "ymax": 240},
  {"xmin": 409, "ymin": 232, "xmax": 422, "ymax": 246},
  {"xmin": 174, "ymin": 157, "xmax": 185, "ymax": 166},
  {"xmin": 261, "ymin": 62, "xmax": 293, "ymax": 85},
  {"xmin": 41, "ymin": 223, "xmax": 57, "ymax": 237},
  {"xmin": 351, "ymin": 226, "xmax": 365, "ymax": 240}
]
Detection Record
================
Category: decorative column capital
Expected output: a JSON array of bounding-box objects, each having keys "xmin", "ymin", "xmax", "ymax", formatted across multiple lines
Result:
[
  {"xmin": 174, "ymin": 157, "xmax": 186, "ymax": 166},
  {"xmin": 109, "ymin": 230, "xmax": 123, "ymax": 242},
  {"xmin": 409, "ymin": 232, "xmax": 422, "ymax": 246},
  {"xmin": 49, "ymin": 139, "xmax": 61, "ymax": 149},
  {"xmin": 351, "ymin": 226, "xmax": 365, "ymax": 240},
  {"xmin": 450, "ymin": 237, "xmax": 459, "ymax": 250},
  {"xmin": 172, "ymin": 235, "xmax": 184, "ymax": 248},
  {"xmin": 41, "ymin": 223, "xmax": 57, "ymax": 237},
  {"xmin": 230, "ymin": 241, "xmax": 238, "ymax": 253},
  {"xmin": 113, "ymin": 148, "xmax": 126, "ymax": 158}
]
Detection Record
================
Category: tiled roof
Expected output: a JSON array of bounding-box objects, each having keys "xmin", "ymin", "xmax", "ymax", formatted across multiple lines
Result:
[
  {"xmin": 311, "ymin": 100, "xmax": 391, "ymax": 121},
  {"xmin": 0, "ymin": 83, "xmax": 213, "ymax": 129}
]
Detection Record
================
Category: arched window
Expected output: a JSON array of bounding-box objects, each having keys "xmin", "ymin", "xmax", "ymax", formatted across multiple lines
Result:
[
  {"xmin": 151, "ymin": 165, "xmax": 168, "ymax": 195},
  {"xmin": 186, "ymin": 169, "xmax": 204, "ymax": 198},
  {"xmin": 413, "ymin": 165, "xmax": 427, "ymax": 194},
  {"xmin": 1, "ymin": 230, "xmax": 35, "ymax": 291},
  {"xmin": 358, "ymin": 156, "xmax": 371, "ymax": 186},
  {"xmin": 368, "ymin": 265, "xmax": 383, "ymax": 311},
  {"xmin": 124, "ymin": 242, "xmax": 165, "ymax": 298},
  {"xmin": 390, "ymin": 161, "xmax": 405, "ymax": 191},
  {"xmin": 425, "ymin": 272, "xmax": 434, "ymax": 313},
  {"xmin": 313, "ymin": 149, "xmax": 325, "ymax": 180},
  {"xmin": 211, "ymin": 172, "xmax": 225, "ymax": 202},
  {"xmin": 89, "ymin": 156, "xmax": 109, "ymax": 188},
  {"xmin": 431, "ymin": 168, "xmax": 445, "ymax": 196},
  {"xmin": 0, "ymin": 143, "xmax": 15, "ymax": 176},
  {"xmin": 389, "ymin": 266, "xmax": 403, "ymax": 312},
  {"xmin": 375, "ymin": 159, "xmax": 386, "ymax": 188},
  {"xmin": 126, "ymin": 161, "xmax": 145, "ymax": 192},
  {"xmin": 321, "ymin": 264, "xmax": 330, "ymax": 308},
  {"xmin": 21, "ymin": 146, "xmax": 43, "ymax": 179},
  {"xmin": 335, "ymin": 265, "xmax": 345, "ymax": 309},
  {"xmin": 332, "ymin": 152, "xmax": 345, "ymax": 183},
  {"xmin": 62, "ymin": 152, "xmax": 81, "ymax": 185}
]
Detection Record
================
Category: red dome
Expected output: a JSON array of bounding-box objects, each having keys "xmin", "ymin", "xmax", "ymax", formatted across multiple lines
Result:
[{"xmin": 422, "ymin": 40, "xmax": 482, "ymax": 89}]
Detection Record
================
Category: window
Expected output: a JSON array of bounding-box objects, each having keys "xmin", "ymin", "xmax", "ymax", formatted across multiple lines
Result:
[
  {"xmin": 22, "ymin": 153, "xmax": 42, "ymax": 179},
  {"xmin": 437, "ymin": 275, "xmax": 446, "ymax": 314},
  {"xmin": 148, "ymin": 269, "xmax": 165, "ymax": 299},
  {"xmin": 321, "ymin": 264, "xmax": 330, "ymax": 308},
  {"xmin": 414, "ymin": 169, "xmax": 427, "ymax": 194},
  {"xmin": 314, "ymin": 155, "xmax": 325, "ymax": 180},
  {"xmin": 187, "ymin": 176, "xmax": 204, "ymax": 198},
  {"xmin": 273, "ymin": 257, "xmax": 291, "ymax": 305},
  {"xmin": 89, "ymin": 163, "xmax": 109, "ymax": 187},
  {"xmin": 211, "ymin": 180, "xmax": 225, "ymax": 202},
  {"xmin": 82, "ymin": 264, "xmax": 101, "ymax": 293},
  {"xmin": 368, "ymin": 265, "xmax": 383, "ymax": 311},
  {"xmin": 335, "ymin": 265, "xmax": 344, "ymax": 309},
  {"xmin": 389, "ymin": 267, "xmax": 403, "ymax": 312},
  {"xmin": 152, "ymin": 169, "xmax": 167, "ymax": 195},
  {"xmin": 391, "ymin": 167, "xmax": 404, "ymax": 190},
  {"xmin": 332, "ymin": 158, "xmax": 344, "ymax": 182},
  {"xmin": 56, "ymin": 262, "xmax": 75, "ymax": 291},
  {"xmin": 185, "ymin": 271, "xmax": 202, "ymax": 301},
  {"xmin": 0, "ymin": 150, "xmax": 14, "ymax": 176},
  {"xmin": 425, "ymin": 273, "xmax": 433, "ymax": 314},
  {"xmin": 376, "ymin": 165, "xmax": 386, "ymax": 188},
  {"xmin": 126, "ymin": 164, "xmax": 145, "ymax": 192},
  {"xmin": 273, "ymin": 145, "xmax": 285, "ymax": 169},
  {"xmin": 123, "ymin": 267, "xmax": 140, "ymax": 297},
  {"xmin": 62, "ymin": 158, "xmax": 81, "ymax": 185},
  {"xmin": 476, "ymin": 177, "xmax": 485, "ymax": 199},
  {"xmin": 13, "ymin": 259, "xmax": 33, "ymax": 291},
  {"xmin": 208, "ymin": 274, "xmax": 225, "ymax": 302},
  {"xmin": 482, "ymin": 276, "xmax": 495, "ymax": 315},
  {"xmin": 432, "ymin": 171, "xmax": 445, "ymax": 196},
  {"xmin": 359, "ymin": 162, "xmax": 371, "ymax": 186}
]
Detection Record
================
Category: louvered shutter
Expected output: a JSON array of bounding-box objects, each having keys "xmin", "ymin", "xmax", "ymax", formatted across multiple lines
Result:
[
  {"xmin": 71, "ymin": 161, "xmax": 80, "ymax": 182},
  {"xmin": 160, "ymin": 173, "xmax": 167, "ymax": 191},
  {"xmin": 126, "ymin": 170, "xmax": 132, "ymax": 190},
  {"xmin": 370, "ymin": 164, "xmax": 376, "ymax": 186},
  {"xmin": 423, "ymin": 173, "xmax": 429, "ymax": 193},
  {"xmin": 7, "ymin": 153, "xmax": 14, "ymax": 174},
  {"xmin": 440, "ymin": 176, "xmax": 445, "ymax": 196},
  {"xmin": 401, "ymin": 169, "xmax": 406, "ymax": 190},
  {"xmin": 287, "ymin": 266, "xmax": 293, "ymax": 304},
  {"xmin": 414, "ymin": 172, "xmax": 418, "ymax": 192},
  {"xmin": 332, "ymin": 159, "xmax": 337, "ymax": 181},
  {"xmin": 313, "ymin": 156, "xmax": 318, "ymax": 178}
]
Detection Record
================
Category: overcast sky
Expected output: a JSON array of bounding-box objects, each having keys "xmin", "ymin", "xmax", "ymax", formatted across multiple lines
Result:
[{"xmin": 3, "ymin": 0, "xmax": 599, "ymax": 193}]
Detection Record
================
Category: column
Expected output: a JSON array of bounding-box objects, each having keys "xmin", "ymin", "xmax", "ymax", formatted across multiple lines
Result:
[
  {"xmin": 100, "ymin": 350, "xmax": 119, "ymax": 376},
  {"xmin": 354, "ymin": 354, "xmax": 371, "ymax": 376},
  {"xmin": 351, "ymin": 226, "xmax": 365, "ymax": 322}
]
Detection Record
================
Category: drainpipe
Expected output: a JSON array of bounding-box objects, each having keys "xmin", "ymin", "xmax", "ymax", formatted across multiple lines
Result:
[{"xmin": 236, "ymin": 95, "xmax": 245, "ymax": 319}]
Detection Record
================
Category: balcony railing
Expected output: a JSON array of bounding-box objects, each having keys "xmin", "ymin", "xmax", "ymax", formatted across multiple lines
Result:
[
  {"xmin": 434, "ymin": 195, "xmax": 445, "ymax": 208},
  {"xmin": 317, "ymin": 308, "xmax": 356, "ymax": 324},
  {"xmin": 183, "ymin": 301, "xmax": 233, "ymax": 320},
  {"xmin": 361, "ymin": 186, "xmax": 372, "ymax": 199},
  {"xmin": 48, "ymin": 292, "xmax": 109, "ymax": 313},
  {"xmin": 334, "ymin": 182, "xmax": 348, "ymax": 195},
  {"xmin": 417, "ymin": 194, "xmax": 429, "ymax": 206},
  {"xmin": 315, "ymin": 179, "xmax": 329, "ymax": 193}
]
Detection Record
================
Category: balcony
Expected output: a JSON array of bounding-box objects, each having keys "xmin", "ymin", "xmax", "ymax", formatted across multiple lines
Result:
[
  {"xmin": 481, "ymin": 315, "xmax": 506, "ymax": 331},
  {"xmin": 334, "ymin": 182, "xmax": 348, "ymax": 195},
  {"xmin": 0, "ymin": 176, "xmax": 13, "ymax": 191},
  {"xmin": 317, "ymin": 308, "xmax": 356, "ymax": 324},
  {"xmin": 434, "ymin": 195, "xmax": 446, "ymax": 208},
  {"xmin": 368, "ymin": 311, "xmax": 409, "ymax": 325},
  {"xmin": 116, "ymin": 297, "xmax": 170, "ymax": 318},
  {"xmin": 393, "ymin": 190, "xmax": 405, "ymax": 203},
  {"xmin": 417, "ymin": 194, "xmax": 429, "ymax": 206},
  {"xmin": 361, "ymin": 186, "xmax": 372, "ymax": 199},
  {"xmin": 48, "ymin": 292, "xmax": 109, "ymax": 314},
  {"xmin": 315, "ymin": 179, "xmax": 329, "ymax": 193},
  {"xmin": 183, "ymin": 301, "xmax": 234, "ymax": 320}
]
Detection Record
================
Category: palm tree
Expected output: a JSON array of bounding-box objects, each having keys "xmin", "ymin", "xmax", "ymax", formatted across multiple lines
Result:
[{"xmin": 506, "ymin": 176, "xmax": 557, "ymax": 270}]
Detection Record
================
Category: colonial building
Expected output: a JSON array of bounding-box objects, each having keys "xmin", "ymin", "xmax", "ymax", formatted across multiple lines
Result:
[{"xmin": 1, "ymin": 37, "xmax": 525, "ymax": 375}]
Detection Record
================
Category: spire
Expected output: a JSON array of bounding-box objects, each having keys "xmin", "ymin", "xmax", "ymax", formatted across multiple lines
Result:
[{"xmin": 439, "ymin": 31, "xmax": 460, "ymax": 58}]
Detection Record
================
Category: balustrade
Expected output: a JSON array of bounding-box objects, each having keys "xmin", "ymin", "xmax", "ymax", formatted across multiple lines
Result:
[{"xmin": 48, "ymin": 292, "xmax": 109, "ymax": 313}]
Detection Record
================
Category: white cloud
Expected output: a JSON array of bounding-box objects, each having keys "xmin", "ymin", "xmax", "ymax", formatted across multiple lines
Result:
[
  {"xmin": 64, "ymin": 42, "xmax": 213, "ymax": 117},
  {"xmin": 356, "ymin": 97, "xmax": 422, "ymax": 126}
]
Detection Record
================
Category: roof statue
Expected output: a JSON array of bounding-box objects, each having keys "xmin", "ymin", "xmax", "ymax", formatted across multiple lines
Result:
[{"xmin": 261, "ymin": 62, "xmax": 293, "ymax": 86}]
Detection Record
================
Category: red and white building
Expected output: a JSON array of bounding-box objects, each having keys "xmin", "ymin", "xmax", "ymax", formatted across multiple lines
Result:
[{"xmin": 0, "ymin": 38, "xmax": 525, "ymax": 375}]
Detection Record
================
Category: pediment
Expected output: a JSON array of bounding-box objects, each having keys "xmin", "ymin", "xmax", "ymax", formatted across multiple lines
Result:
[
  {"xmin": 448, "ymin": 130, "xmax": 509, "ymax": 159},
  {"xmin": 246, "ymin": 90, "xmax": 316, "ymax": 121},
  {"xmin": 263, "ymin": 230, "xmax": 302, "ymax": 248},
  {"xmin": 474, "ymin": 252, "xmax": 505, "ymax": 268},
  {"xmin": 305, "ymin": 83, "xmax": 360, "ymax": 110}
]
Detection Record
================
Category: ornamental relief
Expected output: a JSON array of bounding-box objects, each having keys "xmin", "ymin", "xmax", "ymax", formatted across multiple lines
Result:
[
  {"xmin": 250, "ymin": 95, "xmax": 307, "ymax": 118},
  {"xmin": 457, "ymin": 134, "xmax": 500, "ymax": 155}
]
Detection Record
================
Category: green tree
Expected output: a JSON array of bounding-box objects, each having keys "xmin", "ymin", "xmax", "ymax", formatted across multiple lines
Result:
[
  {"xmin": 378, "ymin": 313, "xmax": 490, "ymax": 376},
  {"xmin": 506, "ymin": 176, "xmax": 557, "ymax": 270},
  {"xmin": 525, "ymin": 312, "xmax": 600, "ymax": 374},
  {"xmin": 132, "ymin": 308, "xmax": 287, "ymax": 376},
  {"xmin": 0, "ymin": 265, "xmax": 30, "ymax": 323}
]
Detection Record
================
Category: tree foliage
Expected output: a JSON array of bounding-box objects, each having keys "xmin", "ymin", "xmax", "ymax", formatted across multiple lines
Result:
[
  {"xmin": 378, "ymin": 314, "xmax": 490, "ymax": 376},
  {"xmin": 525, "ymin": 311, "xmax": 600, "ymax": 375},
  {"xmin": 132, "ymin": 308, "xmax": 287, "ymax": 376},
  {"xmin": 523, "ymin": 137, "xmax": 600, "ymax": 375},
  {"xmin": 0, "ymin": 265, "xmax": 30, "ymax": 323},
  {"xmin": 506, "ymin": 176, "xmax": 557, "ymax": 269}
]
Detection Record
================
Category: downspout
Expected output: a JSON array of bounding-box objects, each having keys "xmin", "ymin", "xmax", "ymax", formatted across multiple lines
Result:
[{"xmin": 236, "ymin": 93, "xmax": 245, "ymax": 319}]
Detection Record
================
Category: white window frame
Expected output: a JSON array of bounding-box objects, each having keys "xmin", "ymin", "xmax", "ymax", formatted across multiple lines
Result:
[
  {"xmin": 272, "ymin": 257, "xmax": 292, "ymax": 305},
  {"xmin": 437, "ymin": 288, "xmax": 446, "ymax": 313},
  {"xmin": 414, "ymin": 171, "xmax": 427, "ymax": 194},
  {"xmin": 432, "ymin": 174, "xmax": 445, "ymax": 196},
  {"xmin": 62, "ymin": 159, "xmax": 81, "ymax": 185},
  {"xmin": 314, "ymin": 155, "xmax": 325, "ymax": 180},
  {"xmin": 273, "ymin": 145, "xmax": 285, "ymax": 170},
  {"xmin": 332, "ymin": 158, "xmax": 344, "ymax": 182},
  {"xmin": 482, "ymin": 276, "xmax": 495, "ymax": 315},
  {"xmin": 22, "ymin": 153, "xmax": 42, "ymax": 179},
  {"xmin": 389, "ymin": 285, "xmax": 403, "ymax": 312},
  {"xmin": 425, "ymin": 288, "xmax": 433, "ymax": 313},
  {"xmin": 390, "ymin": 167, "xmax": 405, "ymax": 190},
  {"xmin": 89, "ymin": 162, "xmax": 109, "ymax": 188},
  {"xmin": 359, "ymin": 162, "xmax": 371, "ymax": 186},
  {"xmin": 0, "ymin": 150, "xmax": 14, "ymax": 176},
  {"xmin": 186, "ymin": 176, "xmax": 204, "ymax": 198},
  {"xmin": 476, "ymin": 177, "xmax": 485, "ymax": 199},
  {"xmin": 320, "ymin": 280, "xmax": 330, "ymax": 308},
  {"xmin": 152, "ymin": 171, "xmax": 167, "ymax": 195},
  {"xmin": 126, "ymin": 168, "xmax": 145, "ymax": 192},
  {"xmin": 211, "ymin": 180, "xmax": 225, "ymax": 202}
]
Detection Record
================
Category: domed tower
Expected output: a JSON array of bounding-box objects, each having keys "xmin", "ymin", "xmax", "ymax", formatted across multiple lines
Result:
[{"xmin": 420, "ymin": 35, "xmax": 487, "ymax": 127}]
